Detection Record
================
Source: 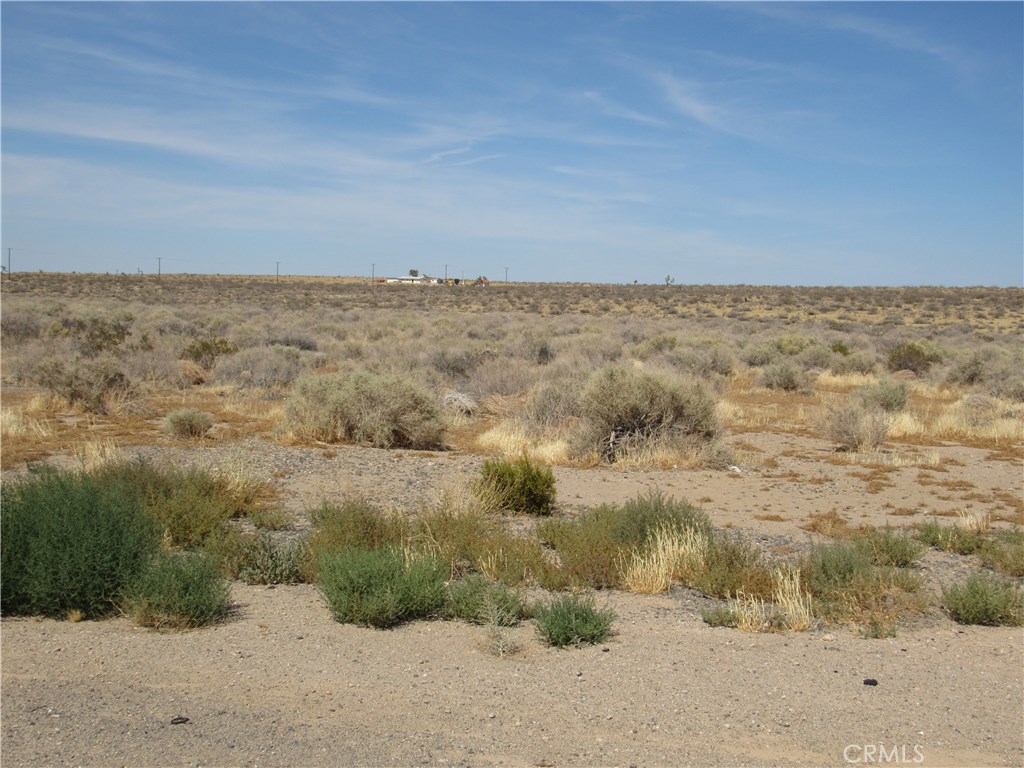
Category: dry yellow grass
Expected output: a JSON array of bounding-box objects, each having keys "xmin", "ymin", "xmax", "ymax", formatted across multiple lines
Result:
[{"xmin": 620, "ymin": 525, "xmax": 710, "ymax": 594}]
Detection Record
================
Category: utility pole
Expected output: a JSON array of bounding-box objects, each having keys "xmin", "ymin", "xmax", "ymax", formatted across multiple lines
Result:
[
  {"xmin": 504, "ymin": 266, "xmax": 509, "ymax": 284},
  {"xmin": 6, "ymin": 248, "xmax": 11, "ymax": 276},
  {"xmin": 444, "ymin": 264, "xmax": 448, "ymax": 282},
  {"xmin": 157, "ymin": 257, "xmax": 162, "ymax": 279},
  {"xmin": 276, "ymin": 261, "xmax": 281, "ymax": 283},
  {"xmin": 371, "ymin": 263, "xmax": 375, "ymax": 284}
]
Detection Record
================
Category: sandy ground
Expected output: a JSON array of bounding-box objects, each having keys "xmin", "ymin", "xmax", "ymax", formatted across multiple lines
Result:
[{"xmin": 2, "ymin": 431, "xmax": 1023, "ymax": 767}]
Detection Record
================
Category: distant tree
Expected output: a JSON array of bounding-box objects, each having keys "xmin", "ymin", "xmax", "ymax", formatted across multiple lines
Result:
[
  {"xmin": 664, "ymin": 275, "xmax": 675, "ymax": 286},
  {"xmin": 409, "ymin": 269, "xmax": 419, "ymax": 277}
]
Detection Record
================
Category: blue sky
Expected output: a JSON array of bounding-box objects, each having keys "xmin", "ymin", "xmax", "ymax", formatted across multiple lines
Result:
[{"xmin": 2, "ymin": 2, "xmax": 1021, "ymax": 285}]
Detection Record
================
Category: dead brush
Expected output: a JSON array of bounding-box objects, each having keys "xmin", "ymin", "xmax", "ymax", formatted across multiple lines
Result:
[
  {"xmin": 714, "ymin": 567, "xmax": 814, "ymax": 632},
  {"xmin": 75, "ymin": 438, "xmax": 127, "ymax": 472},
  {"xmin": 956, "ymin": 508, "xmax": 991, "ymax": 535},
  {"xmin": 0, "ymin": 407, "xmax": 55, "ymax": 440},
  {"xmin": 620, "ymin": 524, "xmax": 710, "ymax": 594}
]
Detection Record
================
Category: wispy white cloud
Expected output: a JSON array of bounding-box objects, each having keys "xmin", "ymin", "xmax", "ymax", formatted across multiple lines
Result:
[
  {"xmin": 746, "ymin": 5, "xmax": 975, "ymax": 73},
  {"xmin": 578, "ymin": 90, "xmax": 667, "ymax": 127}
]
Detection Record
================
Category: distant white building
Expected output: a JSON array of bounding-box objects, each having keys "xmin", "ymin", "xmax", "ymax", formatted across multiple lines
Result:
[{"xmin": 385, "ymin": 274, "xmax": 434, "ymax": 285}]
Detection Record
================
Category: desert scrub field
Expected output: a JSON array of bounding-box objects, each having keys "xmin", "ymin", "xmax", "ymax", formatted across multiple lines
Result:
[
  {"xmin": 2, "ymin": 274, "xmax": 1021, "ymax": 469},
  {"xmin": 2, "ymin": 274, "xmax": 1022, "ymax": 643}
]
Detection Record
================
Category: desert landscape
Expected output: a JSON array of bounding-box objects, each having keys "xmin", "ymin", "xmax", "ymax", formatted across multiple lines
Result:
[{"xmin": 1, "ymin": 274, "xmax": 1022, "ymax": 767}]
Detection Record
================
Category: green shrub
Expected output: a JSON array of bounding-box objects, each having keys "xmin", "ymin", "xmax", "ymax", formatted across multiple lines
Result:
[
  {"xmin": 945, "ymin": 354, "xmax": 987, "ymax": 387},
  {"xmin": 915, "ymin": 519, "xmax": 984, "ymax": 555},
  {"xmin": 693, "ymin": 536, "xmax": 774, "ymax": 600},
  {"xmin": 182, "ymin": 336, "xmax": 238, "ymax": 370},
  {"xmin": 823, "ymin": 402, "xmax": 889, "ymax": 452},
  {"xmin": 285, "ymin": 371, "xmax": 445, "ymax": 448},
  {"xmin": 857, "ymin": 379, "xmax": 908, "ymax": 413},
  {"xmin": 479, "ymin": 456, "xmax": 556, "ymax": 515},
  {"xmin": 145, "ymin": 476, "xmax": 235, "ymax": 549},
  {"xmin": 213, "ymin": 346, "xmax": 302, "ymax": 390},
  {"xmin": 1, "ymin": 466, "xmax": 161, "ymax": 618},
  {"xmin": 163, "ymin": 408, "xmax": 214, "ymax": 438},
  {"xmin": 575, "ymin": 365, "xmax": 718, "ymax": 462},
  {"xmin": 943, "ymin": 572, "xmax": 1023, "ymax": 626},
  {"xmin": 308, "ymin": 499, "xmax": 408, "ymax": 559},
  {"xmin": 533, "ymin": 593, "xmax": 615, "ymax": 648},
  {"xmin": 446, "ymin": 574, "xmax": 526, "ymax": 626},
  {"xmin": 759, "ymin": 362, "xmax": 806, "ymax": 392},
  {"xmin": 887, "ymin": 341, "xmax": 942, "ymax": 375},
  {"xmin": 978, "ymin": 530, "xmax": 1024, "ymax": 577},
  {"xmin": 124, "ymin": 551, "xmax": 230, "ymax": 629},
  {"xmin": 317, "ymin": 548, "xmax": 447, "ymax": 628},
  {"xmin": 807, "ymin": 540, "xmax": 875, "ymax": 597},
  {"xmin": 854, "ymin": 526, "xmax": 924, "ymax": 568},
  {"xmin": 830, "ymin": 352, "xmax": 878, "ymax": 376},
  {"xmin": 829, "ymin": 341, "xmax": 851, "ymax": 357}
]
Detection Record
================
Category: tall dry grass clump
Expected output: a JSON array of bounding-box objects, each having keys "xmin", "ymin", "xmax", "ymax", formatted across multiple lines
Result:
[{"xmin": 620, "ymin": 524, "xmax": 710, "ymax": 594}]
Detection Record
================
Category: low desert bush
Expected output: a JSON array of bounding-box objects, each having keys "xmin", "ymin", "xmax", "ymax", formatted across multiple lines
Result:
[
  {"xmin": 533, "ymin": 593, "xmax": 615, "ymax": 648},
  {"xmin": 317, "ymin": 547, "xmax": 447, "ymax": 628},
  {"xmin": 823, "ymin": 403, "xmax": 889, "ymax": 452},
  {"xmin": 693, "ymin": 536, "xmax": 774, "ymax": 600},
  {"xmin": 887, "ymin": 341, "xmax": 942, "ymax": 375},
  {"xmin": 308, "ymin": 499, "xmax": 407, "ymax": 559},
  {"xmin": 830, "ymin": 351, "xmax": 878, "ymax": 376},
  {"xmin": 854, "ymin": 526, "xmax": 924, "ymax": 568},
  {"xmin": 857, "ymin": 379, "xmax": 908, "ymax": 413},
  {"xmin": 538, "ymin": 490, "xmax": 711, "ymax": 589},
  {"xmin": 163, "ymin": 408, "xmax": 214, "ymax": 438},
  {"xmin": 479, "ymin": 456, "xmax": 556, "ymax": 515},
  {"xmin": 1, "ymin": 466, "xmax": 161, "ymax": 618},
  {"xmin": 285, "ymin": 371, "xmax": 445, "ymax": 449},
  {"xmin": 446, "ymin": 574, "xmax": 526, "ymax": 626},
  {"xmin": 213, "ymin": 345, "xmax": 302, "ymax": 391},
  {"xmin": 759, "ymin": 362, "xmax": 806, "ymax": 392},
  {"xmin": 978, "ymin": 530, "xmax": 1024, "ymax": 578},
  {"xmin": 235, "ymin": 532, "xmax": 308, "ymax": 585},
  {"xmin": 124, "ymin": 551, "xmax": 230, "ymax": 629},
  {"xmin": 915, "ymin": 519, "xmax": 984, "ymax": 555},
  {"xmin": 34, "ymin": 355, "xmax": 131, "ymax": 414},
  {"xmin": 942, "ymin": 572, "xmax": 1023, "ymax": 626},
  {"xmin": 574, "ymin": 365, "xmax": 718, "ymax": 462},
  {"xmin": 702, "ymin": 567, "xmax": 813, "ymax": 632},
  {"xmin": 182, "ymin": 335, "xmax": 238, "ymax": 370}
]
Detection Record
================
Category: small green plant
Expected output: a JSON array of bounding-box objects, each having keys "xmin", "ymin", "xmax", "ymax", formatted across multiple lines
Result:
[
  {"xmin": 446, "ymin": 574, "xmax": 526, "ymax": 626},
  {"xmin": 533, "ymin": 593, "xmax": 615, "ymax": 648},
  {"xmin": 915, "ymin": 519, "xmax": 984, "ymax": 555},
  {"xmin": 479, "ymin": 456, "xmax": 556, "ymax": 515},
  {"xmin": 317, "ymin": 548, "xmax": 446, "ymax": 628},
  {"xmin": 978, "ymin": 530, "xmax": 1024, "ymax": 577},
  {"xmin": 1, "ymin": 466, "xmax": 161, "ymax": 619},
  {"xmin": 124, "ymin": 551, "xmax": 230, "ymax": 629},
  {"xmin": 854, "ymin": 526, "xmax": 924, "ymax": 568},
  {"xmin": 163, "ymin": 408, "xmax": 213, "ymax": 438},
  {"xmin": 943, "ymin": 572, "xmax": 1023, "ymax": 626}
]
